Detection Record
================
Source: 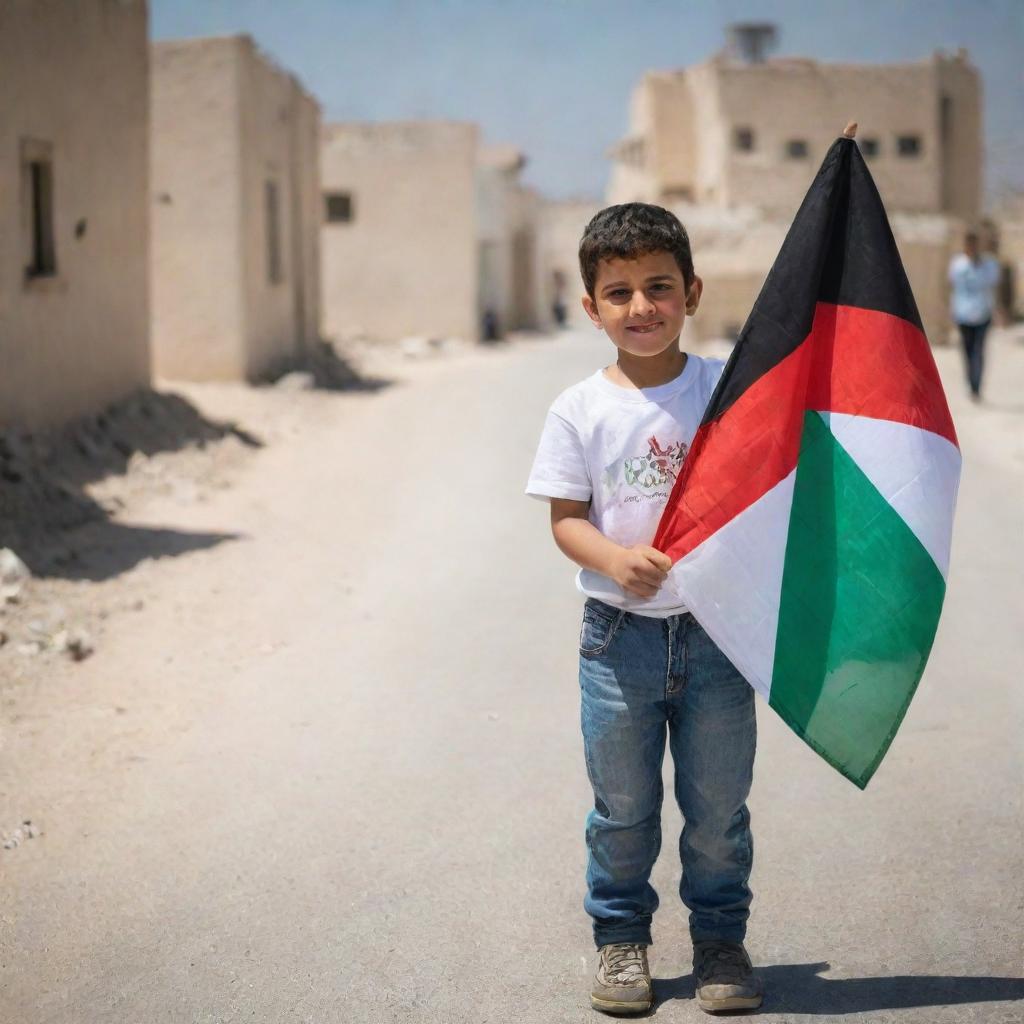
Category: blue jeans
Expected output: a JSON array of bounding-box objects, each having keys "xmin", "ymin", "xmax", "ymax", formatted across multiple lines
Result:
[
  {"xmin": 957, "ymin": 319, "xmax": 990, "ymax": 397},
  {"xmin": 578, "ymin": 597, "xmax": 756, "ymax": 949}
]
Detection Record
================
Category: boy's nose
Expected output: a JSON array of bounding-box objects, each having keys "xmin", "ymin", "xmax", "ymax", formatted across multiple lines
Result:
[{"xmin": 629, "ymin": 291, "xmax": 656, "ymax": 317}]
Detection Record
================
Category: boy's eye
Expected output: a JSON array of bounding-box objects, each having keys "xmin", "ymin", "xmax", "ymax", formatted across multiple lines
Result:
[{"xmin": 606, "ymin": 284, "xmax": 672, "ymax": 300}]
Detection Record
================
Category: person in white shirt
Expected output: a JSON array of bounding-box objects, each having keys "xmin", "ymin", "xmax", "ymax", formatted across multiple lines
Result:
[
  {"xmin": 948, "ymin": 230, "xmax": 1000, "ymax": 401},
  {"xmin": 525, "ymin": 203, "xmax": 762, "ymax": 1015}
]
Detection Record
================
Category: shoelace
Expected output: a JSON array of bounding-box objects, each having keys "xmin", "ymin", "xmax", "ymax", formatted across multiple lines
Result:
[
  {"xmin": 603, "ymin": 944, "xmax": 646, "ymax": 982},
  {"xmin": 696, "ymin": 943, "xmax": 749, "ymax": 983}
]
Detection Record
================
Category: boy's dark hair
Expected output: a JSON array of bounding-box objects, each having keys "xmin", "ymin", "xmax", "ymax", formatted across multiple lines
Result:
[{"xmin": 579, "ymin": 203, "xmax": 695, "ymax": 298}]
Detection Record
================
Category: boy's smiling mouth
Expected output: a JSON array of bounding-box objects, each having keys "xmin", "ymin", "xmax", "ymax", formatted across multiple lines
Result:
[{"xmin": 626, "ymin": 321, "xmax": 663, "ymax": 334}]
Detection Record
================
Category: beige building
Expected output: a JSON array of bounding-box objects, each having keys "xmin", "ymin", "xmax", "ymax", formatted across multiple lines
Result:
[
  {"xmin": 151, "ymin": 35, "xmax": 321, "ymax": 381},
  {"xmin": 609, "ymin": 48, "xmax": 981, "ymax": 221},
  {"xmin": 321, "ymin": 121, "xmax": 479, "ymax": 344},
  {"xmin": 476, "ymin": 145, "xmax": 545, "ymax": 336},
  {"xmin": 607, "ymin": 41, "xmax": 983, "ymax": 344},
  {"xmin": 990, "ymin": 193, "xmax": 1024, "ymax": 319},
  {"xmin": 536, "ymin": 200, "xmax": 602, "ymax": 331},
  {"xmin": 0, "ymin": 0, "xmax": 150, "ymax": 430}
]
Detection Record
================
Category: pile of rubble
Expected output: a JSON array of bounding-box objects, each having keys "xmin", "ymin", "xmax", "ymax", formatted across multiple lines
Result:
[
  {"xmin": 0, "ymin": 388, "xmax": 264, "ymax": 681},
  {"xmin": 265, "ymin": 337, "xmax": 393, "ymax": 393},
  {"xmin": 0, "ymin": 388, "xmax": 257, "ymax": 570}
]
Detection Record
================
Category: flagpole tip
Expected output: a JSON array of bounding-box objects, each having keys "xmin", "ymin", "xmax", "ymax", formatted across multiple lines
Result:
[{"xmin": 843, "ymin": 121, "xmax": 858, "ymax": 139}]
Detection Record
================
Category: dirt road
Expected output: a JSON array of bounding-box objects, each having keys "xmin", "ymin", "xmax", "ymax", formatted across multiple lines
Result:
[{"xmin": 2, "ymin": 331, "xmax": 1022, "ymax": 1022}]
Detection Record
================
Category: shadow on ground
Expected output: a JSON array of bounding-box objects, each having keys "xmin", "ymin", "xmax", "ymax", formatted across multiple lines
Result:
[
  {"xmin": 650, "ymin": 962, "xmax": 1024, "ymax": 1015},
  {"xmin": 1, "ymin": 388, "xmax": 258, "ymax": 578},
  {"xmin": 37, "ymin": 521, "xmax": 245, "ymax": 582}
]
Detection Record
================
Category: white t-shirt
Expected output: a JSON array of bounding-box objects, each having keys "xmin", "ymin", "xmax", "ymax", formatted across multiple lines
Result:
[
  {"xmin": 525, "ymin": 354, "xmax": 725, "ymax": 618},
  {"xmin": 948, "ymin": 253, "xmax": 1000, "ymax": 326}
]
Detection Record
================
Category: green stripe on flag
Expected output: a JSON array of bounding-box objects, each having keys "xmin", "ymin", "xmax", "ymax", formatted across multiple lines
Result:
[{"xmin": 769, "ymin": 411, "xmax": 946, "ymax": 788}]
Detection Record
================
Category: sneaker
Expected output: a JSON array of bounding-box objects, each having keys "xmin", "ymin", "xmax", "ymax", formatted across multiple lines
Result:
[
  {"xmin": 692, "ymin": 940, "xmax": 763, "ymax": 1014},
  {"xmin": 590, "ymin": 942, "xmax": 653, "ymax": 1015}
]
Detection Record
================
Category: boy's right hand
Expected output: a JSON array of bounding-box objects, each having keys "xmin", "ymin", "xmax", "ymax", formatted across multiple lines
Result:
[{"xmin": 609, "ymin": 544, "xmax": 673, "ymax": 599}]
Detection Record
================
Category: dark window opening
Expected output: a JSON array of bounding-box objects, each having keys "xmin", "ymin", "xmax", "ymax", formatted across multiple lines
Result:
[
  {"xmin": 897, "ymin": 134, "xmax": 922, "ymax": 157},
  {"xmin": 26, "ymin": 158, "xmax": 57, "ymax": 278},
  {"xmin": 733, "ymin": 127, "xmax": 755, "ymax": 153},
  {"xmin": 860, "ymin": 137, "xmax": 880, "ymax": 158},
  {"xmin": 265, "ymin": 180, "xmax": 283, "ymax": 284},
  {"xmin": 325, "ymin": 192, "xmax": 353, "ymax": 223},
  {"xmin": 785, "ymin": 139, "xmax": 808, "ymax": 159}
]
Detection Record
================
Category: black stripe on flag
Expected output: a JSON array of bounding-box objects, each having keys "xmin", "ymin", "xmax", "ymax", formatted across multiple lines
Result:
[{"xmin": 701, "ymin": 136, "xmax": 924, "ymax": 427}]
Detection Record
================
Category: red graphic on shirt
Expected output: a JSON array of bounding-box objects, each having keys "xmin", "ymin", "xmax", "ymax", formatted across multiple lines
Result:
[{"xmin": 624, "ymin": 435, "xmax": 688, "ymax": 490}]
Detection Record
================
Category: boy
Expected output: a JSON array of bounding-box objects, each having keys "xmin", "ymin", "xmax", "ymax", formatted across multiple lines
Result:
[{"xmin": 525, "ymin": 204, "xmax": 762, "ymax": 1016}]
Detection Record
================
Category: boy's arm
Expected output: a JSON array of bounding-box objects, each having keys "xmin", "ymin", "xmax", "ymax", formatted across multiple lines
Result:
[{"xmin": 550, "ymin": 498, "xmax": 671, "ymax": 600}]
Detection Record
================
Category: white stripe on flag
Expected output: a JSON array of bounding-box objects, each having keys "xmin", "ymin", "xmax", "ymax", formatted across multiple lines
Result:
[
  {"xmin": 667, "ymin": 469, "xmax": 797, "ymax": 701},
  {"xmin": 825, "ymin": 412, "xmax": 961, "ymax": 579}
]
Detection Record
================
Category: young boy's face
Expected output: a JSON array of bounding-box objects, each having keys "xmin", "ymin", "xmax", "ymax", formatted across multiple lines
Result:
[{"xmin": 582, "ymin": 250, "xmax": 701, "ymax": 358}]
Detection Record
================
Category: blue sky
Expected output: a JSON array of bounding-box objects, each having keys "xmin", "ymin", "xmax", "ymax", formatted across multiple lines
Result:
[{"xmin": 151, "ymin": 0, "xmax": 1023, "ymax": 202}]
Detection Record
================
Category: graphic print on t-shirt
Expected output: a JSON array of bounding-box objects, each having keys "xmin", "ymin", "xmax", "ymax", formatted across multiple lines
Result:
[{"xmin": 602, "ymin": 434, "xmax": 689, "ymax": 505}]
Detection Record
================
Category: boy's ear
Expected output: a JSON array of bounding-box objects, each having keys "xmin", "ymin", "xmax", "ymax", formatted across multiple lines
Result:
[
  {"xmin": 685, "ymin": 275, "xmax": 704, "ymax": 316},
  {"xmin": 582, "ymin": 293, "xmax": 602, "ymax": 328}
]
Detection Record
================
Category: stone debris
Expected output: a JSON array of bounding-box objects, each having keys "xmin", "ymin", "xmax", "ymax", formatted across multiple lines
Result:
[
  {"xmin": 398, "ymin": 335, "xmax": 468, "ymax": 359},
  {"xmin": 0, "ymin": 547, "xmax": 30, "ymax": 586},
  {"xmin": 1, "ymin": 820, "xmax": 41, "ymax": 850},
  {"xmin": 50, "ymin": 627, "xmax": 94, "ymax": 662},
  {"xmin": 274, "ymin": 370, "xmax": 316, "ymax": 391},
  {"xmin": 0, "ymin": 547, "xmax": 30, "ymax": 602},
  {"xmin": 400, "ymin": 336, "xmax": 431, "ymax": 359}
]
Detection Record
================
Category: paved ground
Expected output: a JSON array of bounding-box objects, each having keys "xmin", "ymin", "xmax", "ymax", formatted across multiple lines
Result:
[{"xmin": 1, "ymin": 329, "xmax": 1022, "ymax": 1023}]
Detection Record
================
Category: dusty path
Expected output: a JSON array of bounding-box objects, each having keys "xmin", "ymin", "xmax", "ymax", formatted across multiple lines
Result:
[{"xmin": 1, "ymin": 330, "xmax": 1022, "ymax": 1023}]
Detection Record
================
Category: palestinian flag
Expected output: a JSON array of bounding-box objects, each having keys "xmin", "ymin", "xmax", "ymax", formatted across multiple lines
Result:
[{"xmin": 653, "ymin": 135, "xmax": 960, "ymax": 788}]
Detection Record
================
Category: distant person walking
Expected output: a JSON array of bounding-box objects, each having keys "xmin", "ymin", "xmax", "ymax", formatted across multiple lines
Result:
[{"xmin": 949, "ymin": 230, "xmax": 1000, "ymax": 401}]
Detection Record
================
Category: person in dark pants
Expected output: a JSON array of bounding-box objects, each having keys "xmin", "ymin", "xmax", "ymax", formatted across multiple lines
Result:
[{"xmin": 948, "ymin": 231, "xmax": 1000, "ymax": 401}]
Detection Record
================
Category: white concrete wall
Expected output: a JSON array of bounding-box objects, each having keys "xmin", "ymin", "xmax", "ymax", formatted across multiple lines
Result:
[
  {"xmin": 290, "ymin": 86, "xmax": 322, "ymax": 353},
  {"xmin": 237, "ymin": 39, "xmax": 319, "ymax": 378},
  {"xmin": 476, "ymin": 161, "xmax": 513, "ymax": 335},
  {"xmin": 321, "ymin": 122, "xmax": 479, "ymax": 343},
  {"xmin": 508, "ymin": 185, "xmax": 543, "ymax": 331},
  {"xmin": 537, "ymin": 199, "xmax": 602, "ymax": 330},
  {"xmin": 0, "ymin": 0, "xmax": 150, "ymax": 429},
  {"xmin": 151, "ymin": 37, "xmax": 246, "ymax": 379},
  {"xmin": 476, "ymin": 153, "xmax": 543, "ymax": 335},
  {"xmin": 151, "ymin": 35, "xmax": 321, "ymax": 382}
]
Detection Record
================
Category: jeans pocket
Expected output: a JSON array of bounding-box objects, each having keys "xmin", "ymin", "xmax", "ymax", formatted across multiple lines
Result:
[{"xmin": 579, "ymin": 601, "xmax": 625, "ymax": 657}]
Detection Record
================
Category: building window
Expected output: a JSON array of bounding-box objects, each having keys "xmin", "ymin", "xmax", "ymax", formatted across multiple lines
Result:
[
  {"xmin": 21, "ymin": 139, "xmax": 57, "ymax": 279},
  {"xmin": 733, "ymin": 127, "xmax": 755, "ymax": 152},
  {"xmin": 896, "ymin": 134, "xmax": 922, "ymax": 157},
  {"xmin": 859, "ymin": 137, "xmax": 880, "ymax": 159},
  {"xmin": 662, "ymin": 186, "xmax": 694, "ymax": 204},
  {"xmin": 324, "ymin": 192, "xmax": 353, "ymax": 223},
  {"xmin": 265, "ymin": 179, "xmax": 283, "ymax": 284},
  {"xmin": 785, "ymin": 139, "xmax": 808, "ymax": 159}
]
